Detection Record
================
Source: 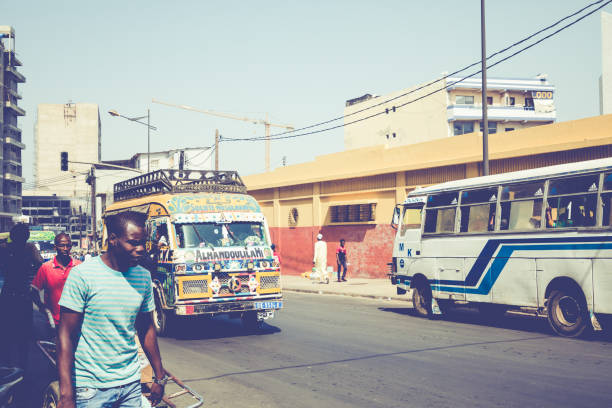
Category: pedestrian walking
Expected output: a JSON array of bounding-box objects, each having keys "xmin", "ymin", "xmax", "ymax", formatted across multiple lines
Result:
[
  {"xmin": 57, "ymin": 211, "xmax": 166, "ymax": 408},
  {"xmin": 31, "ymin": 232, "xmax": 81, "ymax": 330},
  {"xmin": 271, "ymin": 243, "xmax": 282, "ymax": 266},
  {"xmin": 0, "ymin": 223, "xmax": 44, "ymax": 370},
  {"xmin": 336, "ymin": 239, "xmax": 348, "ymax": 282},
  {"xmin": 312, "ymin": 233, "xmax": 329, "ymax": 284}
]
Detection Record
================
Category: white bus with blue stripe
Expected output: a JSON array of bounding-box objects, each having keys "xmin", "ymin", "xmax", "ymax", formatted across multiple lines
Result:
[{"xmin": 389, "ymin": 157, "xmax": 612, "ymax": 337}]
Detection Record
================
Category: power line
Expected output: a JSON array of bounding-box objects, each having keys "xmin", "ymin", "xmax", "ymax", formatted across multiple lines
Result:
[{"xmin": 222, "ymin": 0, "xmax": 611, "ymax": 143}]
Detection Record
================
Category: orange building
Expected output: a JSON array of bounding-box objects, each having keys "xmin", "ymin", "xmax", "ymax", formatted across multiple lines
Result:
[{"xmin": 244, "ymin": 114, "xmax": 612, "ymax": 278}]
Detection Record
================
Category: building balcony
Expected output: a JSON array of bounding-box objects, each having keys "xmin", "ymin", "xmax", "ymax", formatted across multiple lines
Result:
[
  {"xmin": 4, "ymin": 137, "xmax": 25, "ymax": 149},
  {"xmin": 446, "ymin": 104, "xmax": 556, "ymax": 123},
  {"xmin": 3, "ymin": 173, "xmax": 25, "ymax": 183},
  {"xmin": 3, "ymin": 49, "xmax": 22, "ymax": 66},
  {"xmin": 4, "ymin": 100, "xmax": 25, "ymax": 116},
  {"xmin": 6, "ymin": 87, "xmax": 22, "ymax": 100},
  {"xmin": 4, "ymin": 123, "xmax": 21, "ymax": 134},
  {"xmin": 4, "ymin": 66, "xmax": 25, "ymax": 83}
]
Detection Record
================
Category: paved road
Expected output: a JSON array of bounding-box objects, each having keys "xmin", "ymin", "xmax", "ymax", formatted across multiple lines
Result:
[{"xmin": 157, "ymin": 292, "xmax": 612, "ymax": 408}]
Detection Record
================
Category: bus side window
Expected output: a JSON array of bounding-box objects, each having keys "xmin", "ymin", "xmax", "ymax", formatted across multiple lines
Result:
[
  {"xmin": 547, "ymin": 175, "xmax": 598, "ymax": 228},
  {"xmin": 424, "ymin": 192, "xmax": 458, "ymax": 234},
  {"xmin": 460, "ymin": 203, "xmax": 495, "ymax": 233},
  {"xmin": 500, "ymin": 200, "xmax": 542, "ymax": 230},
  {"xmin": 603, "ymin": 194, "xmax": 612, "ymax": 226},
  {"xmin": 424, "ymin": 208, "xmax": 455, "ymax": 233}
]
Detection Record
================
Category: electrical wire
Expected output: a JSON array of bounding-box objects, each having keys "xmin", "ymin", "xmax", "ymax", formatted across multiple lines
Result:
[{"xmin": 222, "ymin": 0, "xmax": 611, "ymax": 142}]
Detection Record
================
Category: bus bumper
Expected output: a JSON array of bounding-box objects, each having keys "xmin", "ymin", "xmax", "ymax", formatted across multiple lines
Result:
[{"xmin": 174, "ymin": 297, "xmax": 283, "ymax": 317}]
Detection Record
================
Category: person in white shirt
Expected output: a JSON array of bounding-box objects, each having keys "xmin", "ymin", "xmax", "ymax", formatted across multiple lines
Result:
[{"xmin": 312, "ymin": 233, "xmax": 328, "ymax": 284}]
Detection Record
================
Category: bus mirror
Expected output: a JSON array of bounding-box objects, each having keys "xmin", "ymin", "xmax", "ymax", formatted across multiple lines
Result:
[{"xmin": 391, "ymin": 206, "xmax": 401, "ymax": 230}]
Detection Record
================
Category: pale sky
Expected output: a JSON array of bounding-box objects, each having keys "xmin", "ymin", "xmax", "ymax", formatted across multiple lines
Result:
[{"xmin": 4, "ymin": 0, "xmax": 611, "ymax": 185}]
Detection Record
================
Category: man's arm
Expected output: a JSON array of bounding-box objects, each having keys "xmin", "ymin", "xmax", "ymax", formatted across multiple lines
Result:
[
  {"xmin": 57, "ymin": 307, "xmax": 83, "ymax": 408},
  {"xmin": 136, "ymin": 312, "xmax": 165, "ymax": 405}
]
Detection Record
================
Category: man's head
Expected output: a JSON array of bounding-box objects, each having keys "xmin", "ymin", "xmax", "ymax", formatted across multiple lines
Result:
[
  {"xmin": 54, "ymin": 232, "xmax": 72, "ymax": 258},
  {"xmin": 317, "ymin": 233, "xmax": 323, "ymax": 241},
  {"xmin": 340, "ymin": 239, "xmax": 345, "ymax": 246},
  {"xmin": 106, "ymin": 211, "xmax": 147, "ymax": 267},
  {"xmin": 9, "ymin": 223, "xmax": 29, "ymax": 245}
]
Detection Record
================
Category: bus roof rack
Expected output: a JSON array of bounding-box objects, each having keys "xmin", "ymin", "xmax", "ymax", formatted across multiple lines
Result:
[{"xmin": 113, "ymin": 169, "xmax": 247, "ymax": 202}]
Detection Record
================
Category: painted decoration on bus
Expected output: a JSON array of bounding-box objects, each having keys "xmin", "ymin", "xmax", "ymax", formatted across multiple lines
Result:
[
  {"xmin": 175, "ymin": 246, "xmax": 272, "ymax": 263},
  {"xmin": 166, "ymin": 193, "xmax": 260, "ymax": 215}
]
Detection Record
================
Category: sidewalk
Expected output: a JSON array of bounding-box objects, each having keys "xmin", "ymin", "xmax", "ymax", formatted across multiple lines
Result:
[{"xmin": 281, "ymin": 274, "xmax": 413, "ymax": 302}]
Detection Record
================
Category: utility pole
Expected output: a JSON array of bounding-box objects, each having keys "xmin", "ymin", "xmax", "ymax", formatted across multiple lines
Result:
[
  {"xmin": 481, "ymin": 0, "xmax": 489, "ymax": 176},
  {"xmin": 89, "ymin": 166, "xmax": 97, "ymax": 252},
  {"xmin": 215, "ymin": 129, "xmax": 220, "ymax": 171}
]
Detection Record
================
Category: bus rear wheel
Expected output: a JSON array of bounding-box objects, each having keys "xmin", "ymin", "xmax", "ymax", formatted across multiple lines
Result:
[
  {"xmin": 547, "ymin": 288, "xmax": 589, "ymax": 338},
  {"xmin": 412, "ymin": 283, "xmax": 432, "ymax": 318}
]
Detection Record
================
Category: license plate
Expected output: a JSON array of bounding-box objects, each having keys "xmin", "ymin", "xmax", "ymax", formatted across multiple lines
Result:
[{"xmin": 254, "ymin": 301, "xmax": 283, "ymax": 309}]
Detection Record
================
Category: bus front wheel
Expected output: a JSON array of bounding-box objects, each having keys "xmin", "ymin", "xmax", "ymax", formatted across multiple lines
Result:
[
  {"xmin": 412, "ymin": 283, "xmax": 432, "ymax": 318},
  {"xmin": 547, "ymin": 288, "xmax": 589, "ymax": 338},
  {"xmin": 153, "ymin": 293, "xmax": 171, "ymax": 337}
]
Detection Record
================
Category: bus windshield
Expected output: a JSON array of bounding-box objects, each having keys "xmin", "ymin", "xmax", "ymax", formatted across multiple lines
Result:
[{"xmin": 175, "ymin": 222, "xmax": 268, "ymax": 249}]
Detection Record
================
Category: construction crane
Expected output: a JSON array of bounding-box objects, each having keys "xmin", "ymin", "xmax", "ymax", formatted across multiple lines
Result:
[{"xmin": 152, "ymin": 98, "xmax": 294, "ymax": 172}]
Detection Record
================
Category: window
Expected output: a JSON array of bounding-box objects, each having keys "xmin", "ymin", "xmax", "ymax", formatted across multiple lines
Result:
[
  {"xmin": 546, "ymin": 175, "xmax": 598, "ymax": 228},
  {"xmin": 424, "ymin": 192, "xmax": 458, "ymax": 233},
  {"xmin": 400, "ymin": 206, "xmax": 422, "ymax": 235},
  {"xmin": 459, "ymin": 188, "xmax": 497, "ymax": 232},
  {"xmin": 500, "ymin": 181, "xmax": 544, "ymax": 230},
  {"xmin": 507, "ymin": 96, "xmax": 515, "ymax": 106},
  {"xmin": 505, "ymin": 128, "xmax": 515, "ymax": 132},
  {"xmin": 330, "ymin": 204, "xmax": 376, "ymax": 223},
  {"xmin": 479, "ymin": 121, "xmax": 497, "ymax": 134},
  {"xmin": 453, "ymin": 121, "xmax": 474, "ymax": 136},
  {"xmin": 525, "ymin": 97, "xmax": 534, "ymax": 110},
  {"xmin": 455, "ymin": 95, "xmax": 474, "ymax": 105},
  {"xmin": 175, "ymin": 222, "xmax": 268, "ymax": 248},
  {"xmin": 486, "ymin": 96, "xmax": 493, "ymax": 105}
]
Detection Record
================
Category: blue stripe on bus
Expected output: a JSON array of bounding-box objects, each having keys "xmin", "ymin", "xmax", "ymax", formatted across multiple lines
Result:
[{"xmin": 396, "ymin": 236, "xmax": 612, "ymax": 295}]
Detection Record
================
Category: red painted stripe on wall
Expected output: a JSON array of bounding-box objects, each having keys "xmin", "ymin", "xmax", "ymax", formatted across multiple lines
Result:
[{"xmin": 269, "ymin": 224, "xmax": 395, "ymax": 279}]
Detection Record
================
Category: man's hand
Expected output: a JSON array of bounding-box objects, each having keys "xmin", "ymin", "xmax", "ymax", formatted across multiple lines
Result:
[
  {"xmin": 57, "ymin": 394, "xmax": 75, "ymax": 408},
  {"xmin": 149, "ymin": 382, "xmax": 164, "ymax": 405}
]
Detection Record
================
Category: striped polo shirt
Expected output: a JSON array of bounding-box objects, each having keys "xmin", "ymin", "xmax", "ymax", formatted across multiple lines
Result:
[{"xmin": 59, "ymin": 256, "xmax": 155, "ymax": 388}]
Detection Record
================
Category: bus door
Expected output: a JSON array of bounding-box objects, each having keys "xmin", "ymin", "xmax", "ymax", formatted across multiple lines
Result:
[{"xmin": 394, "ymin": 200, "xmax": 424, "ymax": 277}]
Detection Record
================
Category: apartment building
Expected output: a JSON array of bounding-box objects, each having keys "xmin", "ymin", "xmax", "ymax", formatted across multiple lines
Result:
[
  {"xmin": 21, "ymin": 194, "xmax": 91, "ymax": 247},
  {"xmin": 344, "ymin": 74, "xmax": 556, "ymax": 150},
  {"xmin": 0, "ymin": 26, "xmax": 25, "ymax": 231}
]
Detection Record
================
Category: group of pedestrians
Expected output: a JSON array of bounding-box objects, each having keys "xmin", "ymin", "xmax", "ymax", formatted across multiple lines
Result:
[
  {"xmin": 312, "ymin": 234, "xmax": 349, "ymax": 283},
  {"xmin": 0, "ymin": 211, "xmax": 166, "ymax": 407}
]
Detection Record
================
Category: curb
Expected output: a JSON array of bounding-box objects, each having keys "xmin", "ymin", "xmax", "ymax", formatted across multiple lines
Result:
[{"xmin": 283, "ymin": 287, "xmax": 412, "ymax": 303}]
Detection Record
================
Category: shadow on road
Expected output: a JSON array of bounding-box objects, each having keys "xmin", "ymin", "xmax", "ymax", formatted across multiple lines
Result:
[
  {"xmin": 181, "ymin": 333, "xmax": 550, "ymax": 385},
  {"xmin": 167, "ymin": 315, "xmax": 281, "ymax": 341},
  {"xmin": 378, "ymin": 305, "xmax": 612, "ymax": 342}
]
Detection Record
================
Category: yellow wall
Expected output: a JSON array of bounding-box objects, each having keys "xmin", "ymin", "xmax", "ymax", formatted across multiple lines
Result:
[{"xmin": 246, "ymin": 115, "xmax": 612, "ymax": 229}]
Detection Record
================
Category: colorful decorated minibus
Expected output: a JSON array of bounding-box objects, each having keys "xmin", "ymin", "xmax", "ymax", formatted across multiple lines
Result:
[
  {"xmin": 390, "ymin": 157, "xmax": 612, "ymax": 338},
  {"xmin": 103, "ymin": 169, "xmax": 282, "ymax": 335}
]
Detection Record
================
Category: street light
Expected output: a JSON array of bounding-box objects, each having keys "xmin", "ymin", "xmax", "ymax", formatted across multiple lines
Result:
[{"xmin": 108, "ymin": 109, "xmax": 157, "ymax": 172}]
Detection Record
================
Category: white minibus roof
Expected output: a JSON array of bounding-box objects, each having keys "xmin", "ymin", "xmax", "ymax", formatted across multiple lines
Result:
[{"xmin": 409, "ymin": 157, "xmax": 612, "ymax": 197}]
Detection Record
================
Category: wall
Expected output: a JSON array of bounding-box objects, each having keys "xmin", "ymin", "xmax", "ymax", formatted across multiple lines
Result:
[{"xmin": 343, "ymin": 80, "xmax": 448, "ymax": 150}]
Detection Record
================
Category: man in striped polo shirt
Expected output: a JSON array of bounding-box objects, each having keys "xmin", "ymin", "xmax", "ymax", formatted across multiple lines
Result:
[{"xmin": 57, "ymin": 211, "xmax": 166, "ymax": 407}]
